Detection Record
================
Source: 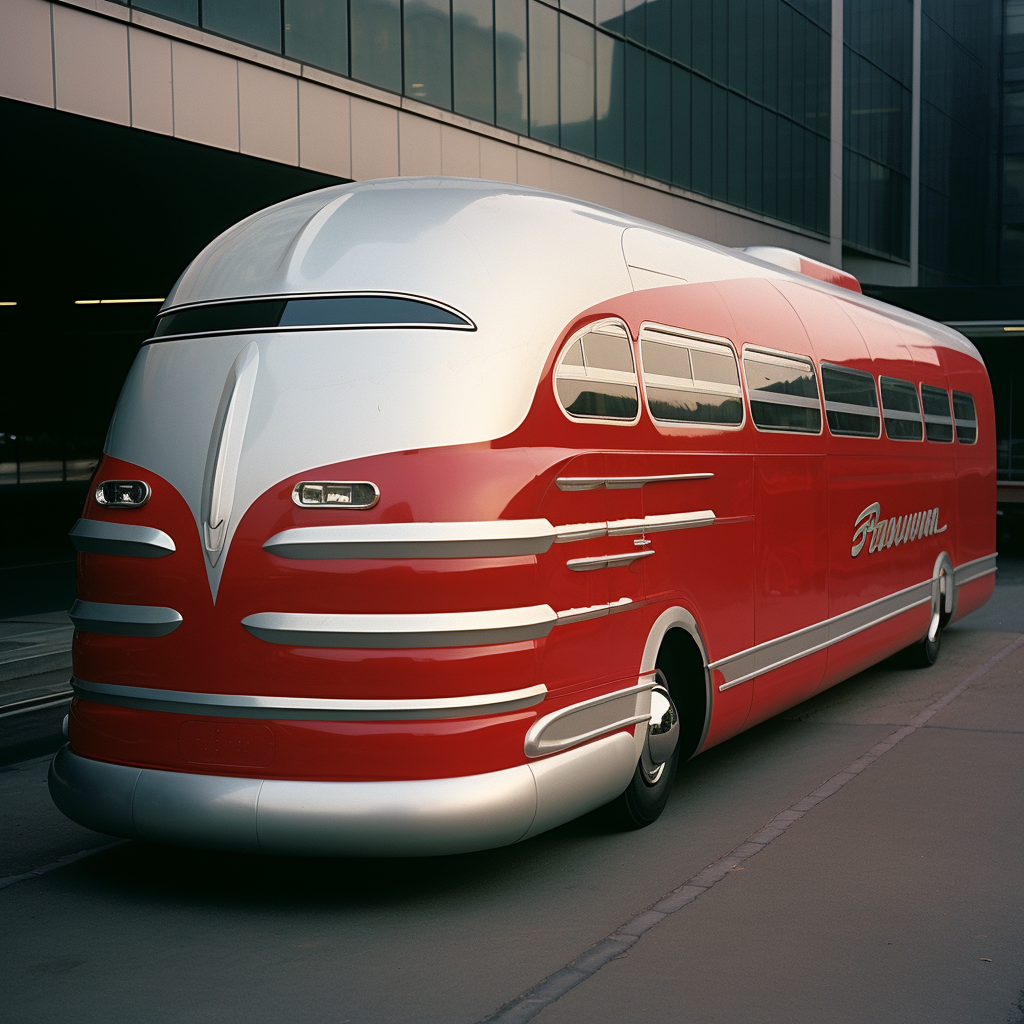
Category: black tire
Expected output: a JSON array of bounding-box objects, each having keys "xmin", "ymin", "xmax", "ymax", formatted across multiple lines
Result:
[
  {"xmin": 611, "ymin": 744, "xmax": 680, "ymax": 830},
  {"xmin": 903, "ymin": 628, "xmax": 941, "ymax": 668}
]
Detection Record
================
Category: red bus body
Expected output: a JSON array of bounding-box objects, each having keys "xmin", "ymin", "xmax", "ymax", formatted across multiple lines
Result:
[{"xmin": 50, "ymin": 180, "xmax": 996, "ymax": 855}]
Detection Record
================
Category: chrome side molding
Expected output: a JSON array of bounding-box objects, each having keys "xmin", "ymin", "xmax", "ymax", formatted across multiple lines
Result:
[
  {"xmin": 71, "ymin": 677, "xmax": 547, "ymax": 720},
  {"xmin": 711, "ymin": 575, "xmax": 946, "ymax": 691},
  {"xmin": 69, "ymin": 599, "xmax": 183, "ymax": 637},
  {"xmin": 264, "ymin": 519, "xmax": 557, "ymax": 559},
  {"xmin": 242, "ymin": 605, "xmax": 558, "ymax": 648},
  {"xmin": 263, "ymin": 512, "xmax": 715, "ymax": 560},
  {"xmin": 567, "ymin": 550, "xmax": 655, "ymax": 571},
  {"xmin": 524, "ymin": 679, "xmax": 656, "ymax": 758},
  {"xmin": 556, "ymin": 473, "xmax": 714, "ymax": 490},
  {"xmin": 242, "ymin": 597, "xmax": 640, "ymax": 648},
  {"xmin": 953, "ymin": 552, "xmax": 997, "ymax": 586},
  {"xmin": 69, "ymin": 519, "xmax": 176, "ymax": 558}
]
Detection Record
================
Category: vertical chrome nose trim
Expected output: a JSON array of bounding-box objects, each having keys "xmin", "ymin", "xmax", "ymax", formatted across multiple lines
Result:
[{"xmin": 202, "ymin": 341, "xmax": 260, "ymax": 568}]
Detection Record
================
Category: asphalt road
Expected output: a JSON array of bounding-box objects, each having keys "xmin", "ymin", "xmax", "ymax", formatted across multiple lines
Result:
[{"xmin": 2, "ymin": 568, "xmax": 1022, "ymax": 1024}]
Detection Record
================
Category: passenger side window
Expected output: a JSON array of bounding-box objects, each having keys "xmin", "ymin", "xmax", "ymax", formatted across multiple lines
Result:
[
  {"xmin": 639, "ymin": 325, "xmax": 743, "ymax": 426},
  {"xmin": 555, "ymin": 322, "xmax": 639, "ymax": 421},
  {"xmin": 920, "ymin": 384, "xmax": 954, "ymax": 443},
  {"xmin": 952, "ymin": 391, "xmax": 978, "ymax": 444},
  {"xmin": 742, "ymin": 348, "xmax": 821, "ymax": 433},
  {"xmin": 880, "ymin": 376, "xmax": 923, "ymax": 441},
  {"xmin": 821, "ymin": 363, "xmax": 881, "ymax": 438}
]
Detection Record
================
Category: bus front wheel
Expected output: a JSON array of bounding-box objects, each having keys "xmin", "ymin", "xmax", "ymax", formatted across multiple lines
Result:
[{"xmin": 611, "ymin": 674, "xmax": 680, "ymax": 829}]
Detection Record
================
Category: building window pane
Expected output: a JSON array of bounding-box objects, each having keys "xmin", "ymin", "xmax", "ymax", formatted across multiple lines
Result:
[
  {"xmin": 202, "ymin": 0, "xmax": 281, "ymax": 51},
  {"xmin": 691, "ymin": 74, "xmax": 711, "ymax": 195},
  {"xmin": 624, "ymin": 0, "xmax": 644, "ymax": 43},
  {"xmin": 671, "ymin": 0, "xmax": 690, "ymax": 65},
  {"xmin": 561, "ymin": 15, "xmax": 596, "ymax": 156},
  {"xmin": 596, "ymin": 31, "xmax": 625, "ymax": 165},
  {"xmin": 646, "ymin": 53, "xmax": 670, "ymax": 182},
  {"xmin": 625, "ymin": 42, "xmax": 645, "ymax": 173},
  {"xmin": 284, "ymin": 0, "xmax": 348, "ymax": 76},
  {"xmin": 562, "ymin": 0, "xmax": 595, "ymax": 21},
  {"xmin": 351, "ymin": 0, "xmax": 402, "ymax": 93},
  {"xmin": 671, "ymin": 64, "xmax": 691, "ymax": 189},
  {"xmin": 453, "ymin": 0, "xmax": 494, "ymax": 122},
  {"xmin": 133, "ymin": 0, "xmax": 198, "ymax": 25},
  {"xmin": 711, "ymin": 83, "xmax": 727, "ymax": 200},
  {"xmin": 405, "ymin": 0, "xmax": 452, "ymax": 109},
  {"xmin": 647, "ymin": 0, "xmax": 670, "ymax": 56},
  {"xmin": 596, "ymin": 0, "xmax": 624, "ymax": 34},
  {"xmin": 496, "ymin": 0, "xmax": 528, "ymax": 134},
  {"xmin": 529, "ymin": 0, "xmax": 559, "ymax": 144}
]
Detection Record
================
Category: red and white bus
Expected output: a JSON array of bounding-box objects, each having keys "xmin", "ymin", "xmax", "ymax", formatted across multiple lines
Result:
[{"xmin": 50, "ymin": 178, "xmax": 996, "ymax": 856}]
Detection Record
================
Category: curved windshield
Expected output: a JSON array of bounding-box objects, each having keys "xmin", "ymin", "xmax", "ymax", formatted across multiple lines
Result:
[{"xmin": 149, "ymin": 294, "xmax": 474, "ymax": 341}]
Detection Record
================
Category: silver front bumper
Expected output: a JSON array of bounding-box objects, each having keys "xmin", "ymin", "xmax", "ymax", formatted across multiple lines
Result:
[{"xmin": 48, "ymin": 732, "xmax": 637, "ymax": 857}]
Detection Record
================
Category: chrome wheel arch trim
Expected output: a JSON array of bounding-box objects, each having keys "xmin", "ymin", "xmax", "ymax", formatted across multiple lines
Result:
[
  {"xmin": 69, "ymin": 519, "xmax": 176, "ymax": 558},
  {"xmin": 639, "ymin": 606, "xmax": 714, "ymax": 760},
  {"xmin": 523, "ymin": 681, "xmax": 655, "ymax": 759},
  {"xmin": 48, "ymin": 733, "xmax": 637, "ymax": 856},
  {"xmin": 71, "ymin": 677, "xmax": 547, "ymax": 721},
  {"xmin": 68, "ymin": 599, "xmax": 183, "ymax": 638}
]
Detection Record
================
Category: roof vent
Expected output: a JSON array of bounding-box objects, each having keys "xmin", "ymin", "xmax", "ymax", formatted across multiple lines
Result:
[{"xmin": 741, "ymin": 246, "xmax": 861, "ymax": 294}]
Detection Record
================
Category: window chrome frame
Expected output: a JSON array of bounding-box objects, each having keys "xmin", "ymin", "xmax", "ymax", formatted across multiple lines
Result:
[
  {"xmin": 637, "ymin": 322, "xmax": 746, "ymax": 433},
  {"xmin": 741, "ymin": 343, "xmax": 824, "ymax": 436},
  {"xmin": 145, "ymin": 290, "xmax": 477, "ymax": 343},
  {"xmin": 552, "ymin": 317, "xmax": 642, "ymax": 427},
  {"xmin": 819, "ymin": 360, "xmax": 882, "ymax": 440}
]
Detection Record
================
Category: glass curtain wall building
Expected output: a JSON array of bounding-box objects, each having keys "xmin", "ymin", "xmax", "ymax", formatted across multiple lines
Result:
[
  {"xmin": 842, "ymin": 0, "xmax": 912, "ymax": 263},
  {"xmin": 919, "ymin": 0, "xmax": 998, "ymax": 286},
  {"xmin": 126, "ymin": 0, "xmax": 832, "ymax": 238}
]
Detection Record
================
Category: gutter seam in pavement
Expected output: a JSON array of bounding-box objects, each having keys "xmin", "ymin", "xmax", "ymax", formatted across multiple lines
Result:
[{"xmin": 478, "ymin": 633, "xmax": 1024, "ymax": 1024}]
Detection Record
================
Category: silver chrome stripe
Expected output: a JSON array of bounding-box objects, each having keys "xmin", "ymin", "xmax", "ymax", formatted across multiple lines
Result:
[
  {"xmin": 264, "ymin": 519, "xmax": 556, "ymax": 559},
  {"xmin": 824, "ymin": 399, "xmax": 880, "ymax": 417},
  {"xmin": 556, "ymin": 473, "xmax": 713, "ymax": 491},
  {"xmin": 567, "ymin": 551, "xmax": 655, "ymax": 571},
  {"xmin": 711, "ymin": 578, "xmax": 936, "ymax": 691},
  {"xmin": 69, "ymin": 519, "xmax": 176, "ymax": 558},
  {"xmin": 71, "ymin": 677, "xmax": 547, "ymax": 720},
  {"xmin": 954, "ymin": 553, "xmax": 998, "ymax": 586},
  {"xmin": 524, "ymin": 680, "xmax": 655, "ymax": 758},
  {"xmin": 749, "ymin": 391, "xmax": 821, "ymax": 410},
  {"xmin": 555, "ymin": 510, "xmax": 715, "ymax": 542},
  {"xmin": 69, "ymin": 599, "xmax": 182, "ymax": 637},
  {"xmin": 264, "ymin": 511, "xmax": 714, "ymax": 560},
  {"xmin": 242, "ymin": 605, "xmax": 556, "ymax": 648},
  {"xmin": 242, "ymin": 598, "xmax": 639, "ymax": 648}
]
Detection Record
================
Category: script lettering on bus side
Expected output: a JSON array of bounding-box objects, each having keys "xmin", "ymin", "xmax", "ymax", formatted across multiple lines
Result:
[{"xmin": 851, "ymin": 502, "xmax": 947, "ymax": 558}]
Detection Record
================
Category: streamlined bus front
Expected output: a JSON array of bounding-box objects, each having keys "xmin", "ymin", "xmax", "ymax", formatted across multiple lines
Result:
[{"xmin": 48, "ymin": 285, "xmax": 649, "ymax": 856}]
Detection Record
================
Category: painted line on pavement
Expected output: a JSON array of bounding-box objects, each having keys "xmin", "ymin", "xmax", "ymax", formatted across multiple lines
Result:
[
  {"xmin": 0, "ymin": 841, "xmax": 128, "ymax": 892},
  {"xmin": 478, "ymin": 633, "xmax": 1024, "ymax": 1024}
]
